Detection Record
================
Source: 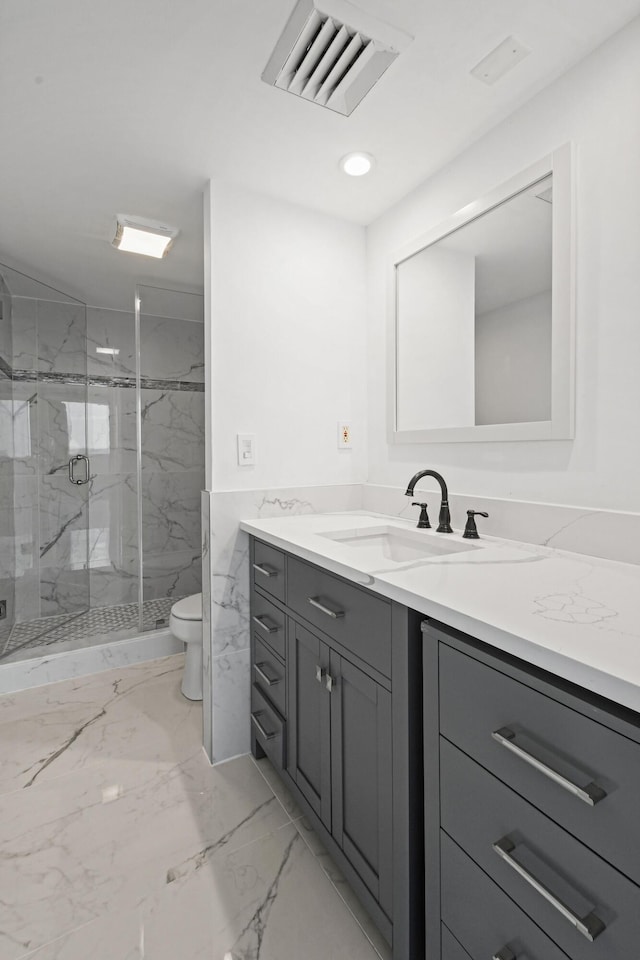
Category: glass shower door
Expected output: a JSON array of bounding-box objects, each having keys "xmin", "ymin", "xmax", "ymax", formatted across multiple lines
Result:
[{"xmin": 0, "ymin": 263, "xmax": 91, "ymax": 660}]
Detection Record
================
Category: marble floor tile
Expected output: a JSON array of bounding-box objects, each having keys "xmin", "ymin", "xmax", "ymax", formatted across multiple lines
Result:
[
  {"xmin": 139, "ymin": 822, "xmax": 384, "ymax": 960},
  {"xmin": 0, "ymin": 655, "xmax": 196, "ymax": 792},
  {"xmin": 293, "ymin": 816, "xmax": 392, "ymax": 960},
  {"xmin": 18, "ymin": 911, "xmax": 141, "ymax": 960},
  {"xmin": 1, "ymin": 655, "xmax": 388, "ymax": 960},
  {"xmin": 0, "ymin": 754, "xmax": 289, "ymax": 958},
  {"xmin": 253, "ymin": 755, "xmax": 304, "ymax": 820}
]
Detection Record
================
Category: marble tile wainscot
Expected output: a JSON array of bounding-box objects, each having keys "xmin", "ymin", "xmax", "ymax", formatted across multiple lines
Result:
[{"xmin": 202, "ymin": 484, "xmax": 362, "ymax": 763}]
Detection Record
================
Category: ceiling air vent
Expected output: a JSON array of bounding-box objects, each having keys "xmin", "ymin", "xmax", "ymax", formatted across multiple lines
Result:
[{"xmin": 262, "ymin": 0, "xmax": 413, "ymax": 116}]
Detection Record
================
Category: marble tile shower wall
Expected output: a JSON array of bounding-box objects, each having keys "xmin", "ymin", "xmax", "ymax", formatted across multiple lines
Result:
[{"xmin": 5, "ymin": 301, "xmax": 204, "ymax": 626}]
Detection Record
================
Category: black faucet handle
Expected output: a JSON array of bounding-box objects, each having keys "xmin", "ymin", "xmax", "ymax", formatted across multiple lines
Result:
[
  {"xmin": 463, "ymin": 510, "xmax": 489, "ymax": 539},
  {"xmin": 411, "ymin": 502, "xmax": 431, "ymax": 529}
]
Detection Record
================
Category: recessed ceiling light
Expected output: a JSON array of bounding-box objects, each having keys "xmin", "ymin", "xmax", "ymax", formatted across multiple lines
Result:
[
  {"xmin": 95, "ymin": 346, "xmax": 120, "ymax": 355},
  {"xmin": 112, "ymin": 215, "xmax": 178, "ymax": 259},
  {"xmin": 340, "ymin": 152, "xmax": 375, "ymax": 177}
]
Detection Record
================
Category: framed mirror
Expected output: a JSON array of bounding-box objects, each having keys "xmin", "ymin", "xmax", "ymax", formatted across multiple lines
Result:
[{"xmin": 389, "ymin": 143, "xmax": 575, "ymax": 443}]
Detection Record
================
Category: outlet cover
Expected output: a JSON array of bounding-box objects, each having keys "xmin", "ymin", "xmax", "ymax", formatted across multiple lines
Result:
[{"xmin": 337, "ymin": 422, "xmax": 352, "ymax": 449}]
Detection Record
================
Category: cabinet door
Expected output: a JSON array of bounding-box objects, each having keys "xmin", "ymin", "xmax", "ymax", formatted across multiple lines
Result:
[
  {"xmin": 330, "ymin": 652, "xmax": 393, "ymax": 918},
  {"xmin": 288, "ymin": 621, "xmax": 331, "ymax": 828}
]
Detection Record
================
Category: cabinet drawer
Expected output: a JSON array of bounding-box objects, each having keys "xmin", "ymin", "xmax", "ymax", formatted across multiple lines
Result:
[
  {"xmin": 251, "ymin": 683, "xmax": 285, "ymax": 770},
  {"xmin": 439, "ymin": 641, "xmax": 640, "ymax": 886},
  {"xmin": 252, "ymin": 540, "xmax": 285, "ymax": 603},
  {"xmin": 442, "ymin": 831, "xmax": 570, "ymax": 960},
  {"xmin": 441, "ymin": 927, "xmax": 471, "ymax": 960},
  {"xmin": 250, "ymin": 587, "xmax": 286, "ymax": 660},
  {"xmin": 441, "ymin": 738, "xmax": 640, "ymax": 960},
  {"xmin": 287, "ymin": 556, "xmax": 391, "ymax": 678},
  {"xmin": 252, "ymin": 636, "xmax": 286, "ymax": 718}
]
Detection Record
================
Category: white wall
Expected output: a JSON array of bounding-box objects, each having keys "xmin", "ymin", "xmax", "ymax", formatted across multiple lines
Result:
[
  {"xmin": 366, "ymin": 17, "xmax": 640, "ymax": 512},
  {"xmin": 475, "ymin": 290, "xmax": 552, "ymax": 426},
  {"xmin": 207, "ymin": 181, "xmax": 367, "ymax": 492},
  {"xmin": 397, "ymin": 246, "xmax": 475, "ymax": 430}
]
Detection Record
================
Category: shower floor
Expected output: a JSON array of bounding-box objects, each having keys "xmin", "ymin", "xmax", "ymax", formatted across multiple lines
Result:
[{"xmin": 0, "ymin": 597, "xmax": 182, "ymax": 664}]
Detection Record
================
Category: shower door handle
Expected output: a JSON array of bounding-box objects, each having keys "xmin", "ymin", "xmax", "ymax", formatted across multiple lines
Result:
[{"xmin": 68, "ymin": 455, "xmax": 90, "ymax": 485}]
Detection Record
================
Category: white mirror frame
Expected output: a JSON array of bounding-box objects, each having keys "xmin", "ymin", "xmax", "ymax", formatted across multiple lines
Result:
[{"xmin": 388, "ymin": 143, "xmax": 575, "ymax": 443}]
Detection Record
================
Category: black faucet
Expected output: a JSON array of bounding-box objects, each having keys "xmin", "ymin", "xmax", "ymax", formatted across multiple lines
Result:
[
  {"xmin": 405, "ymin": 470, "xmax": 452, "ymax": 533},
  {"xmin": 463, "ymin": 510, "xmax": 489, "ymax": 539}
]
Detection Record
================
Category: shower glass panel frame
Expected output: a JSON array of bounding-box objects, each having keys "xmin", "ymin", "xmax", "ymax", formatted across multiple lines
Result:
[{"xmin": 134, "ymin": 283, "xmax": 205, "ymax": 635}]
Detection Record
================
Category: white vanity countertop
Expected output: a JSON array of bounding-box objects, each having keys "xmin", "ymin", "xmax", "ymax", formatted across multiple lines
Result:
[{"xmin": 240, "ymin": 512, "xmax": 640, "ymax": 713}]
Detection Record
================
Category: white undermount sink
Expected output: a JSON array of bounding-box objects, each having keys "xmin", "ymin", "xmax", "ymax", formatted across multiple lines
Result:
[{"xmin": 319, "ymin": 524, "xmax": 480, "ymax": 568}]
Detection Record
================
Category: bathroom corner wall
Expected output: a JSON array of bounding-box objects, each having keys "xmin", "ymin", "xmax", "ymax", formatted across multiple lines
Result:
[{"xmin": 203, "ymin": 181, "xmax": 368, "ymax": 762}]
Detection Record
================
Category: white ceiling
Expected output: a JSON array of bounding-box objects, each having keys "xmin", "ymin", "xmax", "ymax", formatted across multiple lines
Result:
[{"xmin": 1, "ymin": 0, "xmax": 639, "ymax": 311}]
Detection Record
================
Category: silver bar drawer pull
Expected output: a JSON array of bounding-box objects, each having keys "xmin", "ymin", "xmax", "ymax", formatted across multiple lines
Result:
[
  {"xmin": 252, "ymin": 615, "xmax": 278, "ymax": 634},
  {"xmin": 254, "ymin": 663, "xmax": 280, "ymax": 687},
  {"xmin": 493, "ymin": 949, "xmax": 516, "ymax": 960},
  {"xmin": 251, "ymin": 711, "xmax": 276, "ymax": 741},
  {"xmin": 253, "ymin": 562, "xmax": 277, "ymax": 578},
  {"xmin": 492, "ymin": 836, "xmax": 606, "ymax": 942},
  {"xmin": 308, "ymin": 597, "xmax": 344, "ymax": 619},
  {"xmin": 491, "ymin": 727, "xmax": 606, "ymax": 806}
]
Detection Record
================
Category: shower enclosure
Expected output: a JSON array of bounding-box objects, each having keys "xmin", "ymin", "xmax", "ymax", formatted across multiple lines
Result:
[{"xmin": 0, "ymin": 264, "xmax": 204, "ymax": 668}]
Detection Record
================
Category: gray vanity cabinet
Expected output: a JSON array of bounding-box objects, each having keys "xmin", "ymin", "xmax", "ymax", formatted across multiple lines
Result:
[
  {"xmin": 287, "ymin": 622, "xmax": 393, "ymax": 911},
  {"xmin": 329, "ymin": 652, "xmax": 393, "ymax": 913},
  {"xmin": 249, "ymin": 537, "xmax": 424, "ymax": 960},
  {"xmin": 425, "ymin": 619, "xmax": 640, "ymax": 960},
  {"xmin": 287, "ymin": 621, "xmax": 332, "ymax": 827}
]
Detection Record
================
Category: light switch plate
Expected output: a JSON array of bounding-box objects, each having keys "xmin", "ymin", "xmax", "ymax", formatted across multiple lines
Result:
[{"xmin": 237, "ymin": 433, "xmax": 256, "ymax": 465}]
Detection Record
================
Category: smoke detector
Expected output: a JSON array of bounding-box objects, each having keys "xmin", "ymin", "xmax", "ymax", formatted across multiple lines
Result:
[{"xmin": 262, "ymin": 0, "xmax": 413, "ymax": 117}]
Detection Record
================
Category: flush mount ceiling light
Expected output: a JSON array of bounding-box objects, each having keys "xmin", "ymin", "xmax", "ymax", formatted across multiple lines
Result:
[
  {"xmin": 112, "ymin": 215, "xmax": 178, "ymax": 259},
  {"xmin": 340, "ymin": 152, "xmax": 374, "ymax": 176}
]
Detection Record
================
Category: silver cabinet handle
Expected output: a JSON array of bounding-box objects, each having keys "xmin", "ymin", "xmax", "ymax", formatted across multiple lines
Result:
[
  {"xmin": 251, "ymin": 711, "xmax": 276, "ymax": 741},
  {"xmin": 325, "ymin": 674, "xmax": 334, "ymax": 693},
  {"xmin": 308, "ymin": 596, "xmax": 344, "ymax": 619},
  {"xmin": 492, "ymin": 727, "xmax": 606, "ymax": 806},
  {"xmin": 252, "ymin": 614, "xmax": 278, "ymax": 634},
  {"xmin": 254, "ymin": 663, "xmax": 280, "ymax": 687},
  {"xmin": 253, "ymin": 562, "xmax": 277, "ymax": 578},
  {"xmin": 493, "ymin": 949, "xmax": 516, "ymax": 960},
  {"xmin": 492, "ymin": 836, "xmax": 605, "ymax": 941},
  {"xmin": 315, "ymin": 664, "xmax": 324, "ymax": 684},
  {"xmin": 68, "ymin": 454, "xmax": 90, "ymax": 485}
]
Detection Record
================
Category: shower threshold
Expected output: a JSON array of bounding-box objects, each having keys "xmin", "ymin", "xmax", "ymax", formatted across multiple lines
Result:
[{"xmin": 0, "ymin": 597, "xmax": 182, "ymax": 664}]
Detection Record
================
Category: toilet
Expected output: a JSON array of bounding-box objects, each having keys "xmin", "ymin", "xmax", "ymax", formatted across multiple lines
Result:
[{"xmin": 169, "ymin": 593, "xmax": 203, "ymax": 700}]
